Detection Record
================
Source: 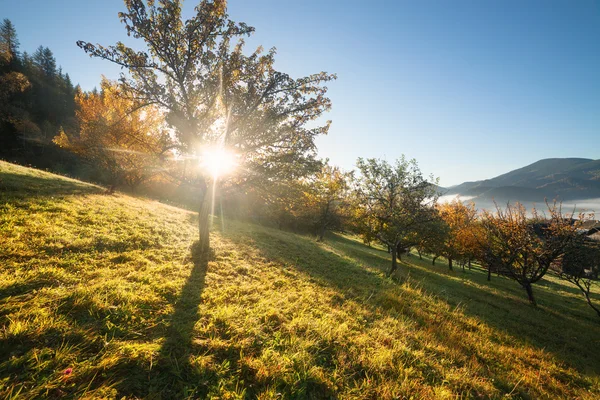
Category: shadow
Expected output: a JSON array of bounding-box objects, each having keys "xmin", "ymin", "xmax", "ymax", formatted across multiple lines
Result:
[
  {"xmin": 0, "ymin": 280, "xmax": 59, "ymax": 301},
  {"xmin": 221, "ymin": 225, "xmax": 600, "ymax": 378},
  {"xmin": 536, "ymin": 275, "xmax": 600, "ymax": 300},
  {"xmin": 231, "ymin": 228, "xmax": 386, "ymax": 301},
  {"xmin": 111, "ymin": 242, "xmax": 208, "ymax": 398},
  {"xmin": 0, "ymin": 170, "xmax": 102, "ymax": 200}
]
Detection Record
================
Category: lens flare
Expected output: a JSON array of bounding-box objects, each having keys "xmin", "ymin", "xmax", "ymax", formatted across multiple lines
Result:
[{"xmin": 199, "ymin": 146, "xmax": 237, "ymax": 179}]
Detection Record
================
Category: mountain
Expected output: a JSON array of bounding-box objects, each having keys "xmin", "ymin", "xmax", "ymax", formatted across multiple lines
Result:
[{"xmin": 445, "ymin": 158, "xmax": 600, "ymax": 207}]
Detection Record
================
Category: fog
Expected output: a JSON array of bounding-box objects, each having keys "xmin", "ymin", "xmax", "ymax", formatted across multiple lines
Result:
[
  {"xmin": 438, "ymin": 195, "xmax": 600, "ymax": 217},
  {"xmin": 438, "ymin": 194, "xmax": 476, "ymax": 204}
]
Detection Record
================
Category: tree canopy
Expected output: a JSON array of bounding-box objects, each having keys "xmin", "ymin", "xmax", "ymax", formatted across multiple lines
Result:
[
  {"xmin": 77, "ymin": 0, "xmax": 336, "ymax": 253},
  {"xmin": 354, "ymin": 156, "xmax": 439, "ymax": 276}
]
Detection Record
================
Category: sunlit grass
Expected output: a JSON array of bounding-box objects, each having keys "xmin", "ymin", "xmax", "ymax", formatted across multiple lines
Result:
[{"xmin": 1, "ymin": 160, "xmax": 599, "ymax": 399}]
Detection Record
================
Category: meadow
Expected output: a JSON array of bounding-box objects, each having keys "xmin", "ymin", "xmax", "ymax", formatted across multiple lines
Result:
[{"xmin": 1, "ymin": 161, "xmax": 599, "ymax": 399}]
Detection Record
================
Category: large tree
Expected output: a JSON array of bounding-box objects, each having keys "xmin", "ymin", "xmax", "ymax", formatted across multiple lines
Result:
[
  {"xmin": 77, "ymin": 0, "xmax": 335, "ymax": 254},
  {"xmin": 354, "ymin": 157, "xmax": 439, "ymax": 276}
]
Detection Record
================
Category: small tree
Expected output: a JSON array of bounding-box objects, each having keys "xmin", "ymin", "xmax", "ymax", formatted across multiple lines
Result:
[
  {"xmin": 261, "ymin": 180, "xmax": 306, "ymax": 231},
  {"xmin": 438, "ymin": 199, "xmax": 478, "ymax": 271},
  {"xmin": 0, "ymin": 19, "xmax": 20, "ymax": 67},
  {"xmin": 54, "ymin": 79, "xmax": 168, "ymax": 193},
  {"xmin": 415, "ymin": 213, "xmax": 449, "ymax": 265},
  {"xmin": 354, "ymin": 157, "xmax": 439, "ymax": 276},
  {"xmin": 482, "ymin": 202, "xmax": 583, "ymax": 306},
  {"xmin": 553, "ymin": 239, "xmax": 600, "ymax": 318},
  {"xmin": 300, "ymin": 163, "xmax": 351, "ymax": 241}
]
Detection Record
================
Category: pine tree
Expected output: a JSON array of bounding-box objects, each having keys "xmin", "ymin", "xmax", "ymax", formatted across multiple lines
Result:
[
  {"xmin": 33, "ymin": 46, "xmax": 56, "ymax": 78},
  {"xmin": 0, "ymin": 19, "xmax": 20, "ymax": 68}
]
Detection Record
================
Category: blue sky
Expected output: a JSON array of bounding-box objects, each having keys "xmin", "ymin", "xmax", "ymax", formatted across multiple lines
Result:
[{"xmin": 2, "ymin": 0, "xmax": 599, "ymax": 186}]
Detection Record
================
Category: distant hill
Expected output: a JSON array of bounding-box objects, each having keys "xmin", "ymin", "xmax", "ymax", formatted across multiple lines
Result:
[{"xmin": 444, "ymin": 158, "xmax": 600, "ymax": 206}]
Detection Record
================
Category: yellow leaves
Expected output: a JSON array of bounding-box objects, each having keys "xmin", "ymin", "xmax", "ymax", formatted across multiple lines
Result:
[
  {"xmin": 437, "ymin": 200, "xmax": 480, "ymax": 258},
  {"xmin": 52, "ymin": 129, "xmax": 70, "ymax": 149},
  {"xmin": 53, "ymin": 78, "xmax": 169, "ymax": 188}
]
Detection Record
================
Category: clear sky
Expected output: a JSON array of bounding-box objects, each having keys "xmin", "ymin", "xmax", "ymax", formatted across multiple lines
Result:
[{"xmin": 2, "ymin": 0, "xmax": 599, "ymax": 186}]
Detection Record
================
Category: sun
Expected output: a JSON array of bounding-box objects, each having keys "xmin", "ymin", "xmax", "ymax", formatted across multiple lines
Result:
[{"xmin": 199, "ymin": 146, "xmax": 238, "ymax": 179}]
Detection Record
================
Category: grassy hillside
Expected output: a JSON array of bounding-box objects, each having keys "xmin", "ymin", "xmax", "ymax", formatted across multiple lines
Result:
[{"xmin": 1, "ymin": 161, "xmax": 599, "ymax": 399}]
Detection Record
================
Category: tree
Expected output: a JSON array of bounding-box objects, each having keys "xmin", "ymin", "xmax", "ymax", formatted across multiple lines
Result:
[
  {"xmin": 354, "ymin": 157, "xmax": 439, "ymax": 276},
  {"xmin": 438, "ymin": 199, "xmax": 478, "ymax": 271},
  {"xmin": 32, "ymin": 46, "xmax": 56, "ymax": 78},
  {"xmin": 77, "ymin": 0, "xmax": 335, "ymax": 254},
  {"xmin": 0, "ymin": 20, "xmax": 30, "ymax": 151},
  {"xmin": 0, "ymin": 19, "xmax": 20, "ymax": 68},
  {"xmin": 348, "ymin": 196, "xmax": 378, "ymax": 247},
  {"xmin": 301, "ymin": 163, "xmax": 351, "ymax": 241},
  {"xmin": 553, "ymin": 238, "xmax": 600, "ymax": 318},
  {"xmin": 482, "ymin": 202, "xmax": 583, "ymax": 306},
  {"xmin": 414, "ymin": 213, "xmax": 449, "ymax": 265},
  {"xmin": 261, "ymin": 180, "xmax": 306, "ymax": 231},
  {"xmin": 54, "ymin": 78, "xmax": 169, "ymax": 192}
]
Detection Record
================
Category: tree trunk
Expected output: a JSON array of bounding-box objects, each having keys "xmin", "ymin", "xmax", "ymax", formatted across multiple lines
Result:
[
  {"xmin": 468, "ymin": 258, "xmax": 472, "ymax": 270},
  {"xmin": 487, "ymin": 266, "xmax": 491, "ymax": 281},
  {"xmin": 198, "ymin": 185, "xmax": 211, "ymax": 256},
  {"xmin": 448, "ymin": 257, "xmax": 453, "ymax": 271},
  {"xmin": 417, "ymin": 249, "xmax": 422, "ymax": 260},
  {"xmin": 584, "ymin": 292, "xmax": 600, "ymax": 319},
  {"xmin": 388, "ymin": 246, "xmax": 398, "ymax": 277},
  {"xmin": 523, "ymin": 282, "xmax": 537, "ymax": 306},
  {"xmin": 432, "ymin": 255, "xmax": 438, "ymax": 265},
  {"xmin": 396, "ymin": 244, "xmax": 405, "ymax": 261},
  {"xmin": 574, "ymin": 281, "xmax": 600, "ymax": 319},
  {"xmin": 317, "ymin": 223, "xmax": 326, "ymax": 242}
]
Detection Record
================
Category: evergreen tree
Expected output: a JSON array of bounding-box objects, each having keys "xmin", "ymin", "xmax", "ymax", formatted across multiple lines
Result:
[
  {"xmin": 0, "ymin": 19, "xmax": 20, "ymax": 69},
  {"xmin": 32, "ymin": 46, "xmax": 57, "ymax": 78}
]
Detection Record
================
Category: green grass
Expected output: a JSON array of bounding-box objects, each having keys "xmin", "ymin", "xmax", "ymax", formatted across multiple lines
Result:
[{"xmin": 1, "ymin": 160, "xmax": 599, "ymax": 399}]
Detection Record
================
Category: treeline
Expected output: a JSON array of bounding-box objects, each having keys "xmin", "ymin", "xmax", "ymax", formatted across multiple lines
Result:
[
  {"xmin": 0, "ymin": 18, "xmax": 171, "ymax": 186},
  {"xmin": 0, "ymin": 19, "xmax": 81, "ymax": 170}
]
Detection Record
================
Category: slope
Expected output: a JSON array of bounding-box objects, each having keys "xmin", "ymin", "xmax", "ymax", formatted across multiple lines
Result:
[{"xmin": 1, "ymin": 161, "xmax": 599, "ymax": 399}]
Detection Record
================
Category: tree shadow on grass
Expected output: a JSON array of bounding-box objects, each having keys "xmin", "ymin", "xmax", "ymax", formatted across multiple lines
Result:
[
  {"xmin": 0, "ymin": 170, "xmax": 102, "ymax": 199},
  {"xmin": 110, "ymin": 242, "xmax": 208, "ymax": 398},
  {"xmin": 221, "ymin": 226, "xmax": 600, "ymax": 378},
  {"xmin": 535, "ymin": 275, "xmax": 600, "ymax": 300},
  {"xmin": 1, "ymin": 242, "xmax": 210, "ymax": 398},
  {"xmin": 0, "ymin": 280, "xmax": 59, "ymax": 301}
]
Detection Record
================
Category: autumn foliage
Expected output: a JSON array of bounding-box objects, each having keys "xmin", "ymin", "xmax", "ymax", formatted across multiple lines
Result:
[
  {"xmin": 481, "ymin": 202, "xmax": 585, "ymax": 305},
  {"xmin": 54, "ymin": 79, "xmax": 169, "ymax": 192}
]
